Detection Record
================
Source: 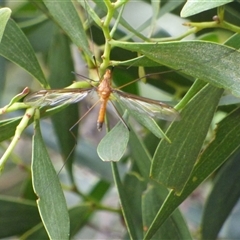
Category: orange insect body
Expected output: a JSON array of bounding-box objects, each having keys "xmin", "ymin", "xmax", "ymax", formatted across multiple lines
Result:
[{"xmin": 97, "ymin": 69, "xmax": 112, "ymax": 130}]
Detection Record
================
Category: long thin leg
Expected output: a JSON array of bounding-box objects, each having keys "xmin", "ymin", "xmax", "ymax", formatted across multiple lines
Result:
[
  {"xmin": 69, "ymin": 99, "xmax": 100, "ymax": 131},
  {"xmin": 110, "ymin": 100, "xmax": 130, "ymax": 131}
]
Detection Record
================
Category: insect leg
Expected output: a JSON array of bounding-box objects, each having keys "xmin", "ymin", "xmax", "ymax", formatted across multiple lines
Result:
[{"xmin": 110, "ymin": 101, "xmax": 130, "ymax": 131}]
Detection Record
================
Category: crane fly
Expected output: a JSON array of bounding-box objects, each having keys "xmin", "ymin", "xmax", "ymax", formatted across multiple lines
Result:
[{"xmin": 24, "ymin": 69, "xmax": 180, "ymax": 131}]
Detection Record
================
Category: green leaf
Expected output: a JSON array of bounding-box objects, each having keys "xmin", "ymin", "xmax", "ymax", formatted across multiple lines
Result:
[
  {"xmin": 123, "ymin": 173, "xmax": 148, "ymax": 239},
  {"xmin": 201, "ymin": 152, "xmax": 240, "ymax": 239},
  {"xmin": 112, "ymin": 163, "xmax": 138, "ymax": 240},
  {"xmin": 111, "ymin": 39, "xmax": 240, "ymax": 97},
  {"xmin": 78, "ymin": 0, "xmax": 102, "ymax": 27},
  {"xmin": 97, "ymin": 118, "xmax": 130, "ymax": 162},
  {"xmin": 22, "ymin": 179, "xmax": 110, "ymax": 239},
  {"xmin": 1, "ymin": 87, "xmax": 29, "ymax": 111},
  {"xmin": 175, "ymin": 78, "xmax": 207, "ymax": 109},
  {"xmin": 142, "ymin": 184, "xmax": 192, "ymax": 239},
  {"xmin": 0, "ymin": 196, "xmax": 41, "ymax": 238},
  {"xmin": 151, "ymin": 83, "xmax": 223, "ymax": 194},
  {"xmin": 181, "ymin": 0, "xmax": 233, "ymax": 17},
  {"xmin": 43, "ymin": 0, "xmax": 92, "ymax": 59},
  {"xmin": 0, "ymin": 8, "xmax": 11, "ymax": 42},
  {"xmin": 0, "ymin": 19, "xmax": 48, "ymax": 87},
  {"xmin": 144, "ymin": 106, "xmax": 240, "ymax": 240},
  {"xmin": 0, "ymin": 117, "xmax": 22, "ymax": 142},
  {"xmin": 32, "ymin": 118, "xmax": 70, "ymax": 240},
  {"xmin": 129, "ymin": 127, "xmax": 151, "ymax": 178}
]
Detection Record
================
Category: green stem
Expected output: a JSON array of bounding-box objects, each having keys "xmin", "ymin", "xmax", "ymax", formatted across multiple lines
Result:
[
  {"xmin": 183, "ymin": 19, "xmax": 240, "ymax": 35},
  {"xmin": 151, "ymin": 27, "xmax": 198, "ymax": 42},
  {"xmin": 97, "ymin": 203, "xmax": 121, "ymax": 213},
  {"xmin": 0, "ymin": 102, "xmax": 29, "ymax": 114},
  {"xmin": 114, "ymin": 0, "xmax": 129, "ymax": 9},
  {"xmin": 183, "ymin": 20, "xmax": 220, "ymax": 31},
  {"xmin": 0, "ymin": 107, "xmax": 35, "ymax": 172},
  {"xmin": 217, "ymin": 6, "xmax": 225, "ymax": 21},
  {"xmin": 0, "ymin": 142, "xmax": 31, "ymax": 172},
  {"xmin": 0, "ymin": 87, "xmax": 30, "ymax": 114},
  {"xmin": 221, "ymin": 20, "xmax": 240, "ymax": 34},
  {"xmin": 99, "ymin": 1, "xmax": 115, "ymax": 75},
  {"xmin": 71, "ymin": 183, "xmax": 121, "ymax": 213},
  {"xmin": 110, "ymin": 4, "xmax": 125, "ymax": 37},
  {"xmin": 99, "ymin": 0, "xmax": 130, "ymax": 75}
]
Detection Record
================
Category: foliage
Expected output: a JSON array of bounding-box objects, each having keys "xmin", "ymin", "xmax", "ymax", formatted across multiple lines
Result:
[{"xmin": 0, "ymin": 0, "xmax": 240, "ymax": 239}]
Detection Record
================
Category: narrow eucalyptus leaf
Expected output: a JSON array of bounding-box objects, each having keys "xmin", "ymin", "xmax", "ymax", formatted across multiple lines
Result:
[
  {"xmin": 0, "ymin": 19, "xmax": 47, "ymax": 87},
  {"xmin": 0, "ymin": 8, "xmax": 11, "ymax": 42},
  {"xmin": 43, "ymin": 0, "xmax": 92, "ymax": 59},
  {"xmin": 151, "ymin": 84, "xmax": 223, "ymax": 194},
  {"xmin": 181, "ymin": 0, "xmax": 233, "ymax": 17},
  {"xmin": 111, "ymin": 40, "xmax": 240, "ymax": 97},
  {"xmin": 32, "ymin": 119, "xmax": 70, "ymax": 239}
]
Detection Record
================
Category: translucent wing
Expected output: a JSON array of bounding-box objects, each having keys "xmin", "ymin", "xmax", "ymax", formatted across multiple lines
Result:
[
  {"xmin": 24, "ymin": 88, "xmax": 93, "ymax": 107},
  {"xmin": 112, "ymin": 90, "xmax": 180, "ymax": 121}
]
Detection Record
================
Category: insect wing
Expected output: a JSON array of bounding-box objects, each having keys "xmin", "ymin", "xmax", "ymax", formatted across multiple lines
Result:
[
  {"xmin": 112, "ymin": 90, "xmax": 180, "ymax": 121},
  {"xmin": 24, "ymin": 88, "xmax": 93, "ymax": 107},
  {"xmin": 112, "ymin": 91, "xmax": 172, "ymax": 140}
]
